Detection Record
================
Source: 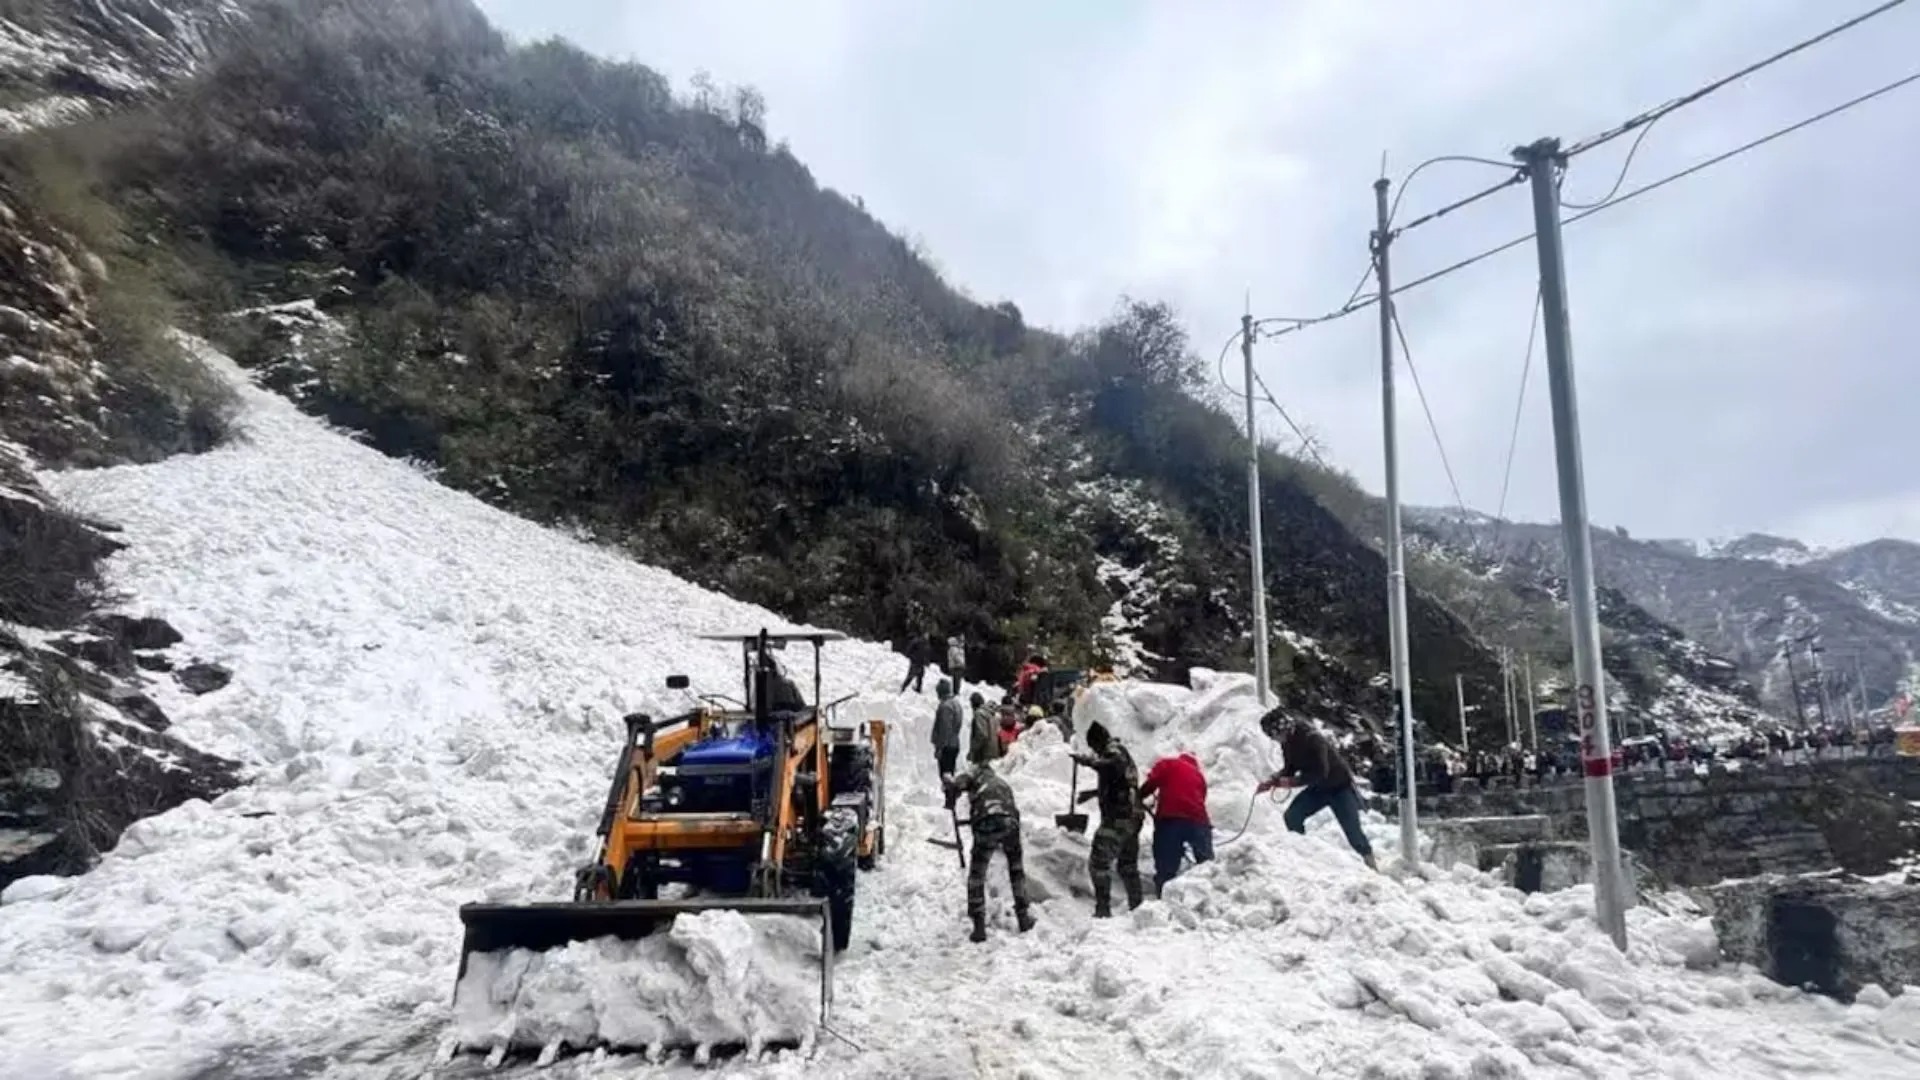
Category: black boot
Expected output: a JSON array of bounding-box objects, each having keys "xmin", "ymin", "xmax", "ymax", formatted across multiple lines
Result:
[
  {"xmin": 1016, "ymin": 908, "xmax": 1036, "ymax": 933},
  {"xmin": 969, "ymin": 914, "xmax": 987, "ymax": 943},
  {"xmin": 1093, "ymin": 894, "xmax": 1112, "ymax": 919}
]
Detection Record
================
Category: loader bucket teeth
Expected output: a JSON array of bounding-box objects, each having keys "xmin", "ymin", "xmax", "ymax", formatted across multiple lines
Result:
[
  {"xmin": 448, "ymin": 897, "xmax": 835, "ymax": 1063},
  {"xmin": 454, "ymin": 897, "xmax": 829, "ymax": 978},
  {"xmin": 448, "ymin": 633, "xmax": 887, "ymax": 1066}
]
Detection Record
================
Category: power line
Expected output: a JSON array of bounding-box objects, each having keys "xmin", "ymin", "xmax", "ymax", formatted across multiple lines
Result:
[
  {"xmin": 1249, "ymin": 367, "xmax": 1335, "ymax": 473},
  {"xmin": 1562, "ymin": 66, "xmax": 1920, "ymax": 220},
  {"xmin": 1394, "ymin": 170, "xmax": 1526, "ymax": 236},
  {"xmin": 1215, "ymin": 326, "xmax": 1248, "ymax": 399},
  {"xmin": 1559, "ymin": 117, "xmax": 1658, "ymax": 210},
  {"xmin": 1251, "ymin": 63, "xmax": 1920, "ymax": 345},
  {"xmin": 1216, "ymin": 323, "xmax": 1337, "ymax": 473},
  {"xmin": 1386, "ymin": 154, "xmax": 1520, "ymax": 228},
  {"xmin": 1491, "ymin": 288, "xmax": 1544, "ymax": 556},
  {"xmin": 1387, "ymin": 305, "xmax": 1466, "ymax": 513},
  {"xmin": 1565, "ymin": 0, "xmax": 1912, "ymax": 157}
]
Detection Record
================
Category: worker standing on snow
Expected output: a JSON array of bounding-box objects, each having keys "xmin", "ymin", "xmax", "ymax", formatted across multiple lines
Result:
[
  {"xmin": 931, "ymin": 679, "xmax": 964, "ymax": 777},
  {"xmin": 900, "ymin": 632, "xmax": 929, "ymax": 694},
  {"xmin": 1255, "ymin": 710, "xmax": 1379, "ymax": 871},
  {"xmin": 946, "ymin": 634, "xmax": 967, "ymax": 696},
  {"xmin": 1071, "ymin": 721, "xmax": 1144, "ymax": 917},
  {"xmin": 1139, "ymin": 749, "xmax": 1211, "ymax": 894},
  {"xmin": 1014, "ymin": 653, "xmax": 1048, "ymax": 705},
  {"xmin": 968, "ymin": 691, "xmax": 998, "ymax": 766},
  {"xmin": 944, "ymin": 762, "xmax": 1037, "ymax": 942}
]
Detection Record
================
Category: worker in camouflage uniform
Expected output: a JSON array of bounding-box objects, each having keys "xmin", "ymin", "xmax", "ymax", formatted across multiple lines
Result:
[
  {"xmin": 943, "ymin": 762, "xmax": 1037, "ymax": 942},
  {"xmin": 1070, "ymin": 720, "xmax": 1144, "ymax": 917}
]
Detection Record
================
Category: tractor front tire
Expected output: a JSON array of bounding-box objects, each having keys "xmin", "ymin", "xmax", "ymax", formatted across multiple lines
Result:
[{"xmin": 816, "ymin": 807, "xmax": 859, "ymax": 952}]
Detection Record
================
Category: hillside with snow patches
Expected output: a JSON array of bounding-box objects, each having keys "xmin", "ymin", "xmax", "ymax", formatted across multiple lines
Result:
[
  {"xmin": 0, "ymin": 0, "xmax": 243, "ymax": 133},
  {"xmin": 1411, "ymin": 510, "xmax": 1920, "ymax": 725},
  {"xmin": 0, "ymin": 347, "xmax": 1916, "ymax": 1079}
]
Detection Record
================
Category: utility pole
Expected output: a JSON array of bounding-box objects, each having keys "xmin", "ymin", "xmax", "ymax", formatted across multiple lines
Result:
[
  {"xmin": 1523, "ymin": 653, "xmax": 1538, "ymax": 750},
  {"xmin": 1810, "ymin": 637, "xmax": 1833, "ymax": 726},
  {"xmin": 1374, "ymin": 177, "xmax": 1419, "ymax": 869},
  {"xmin": 1455, "ymin": 673, "xmax": 1470, "ymax": 752},
  {"xmin": 1502, "ymin": 647, "xmax": 1518, "ymax": 746},
  {"xmin": 1517, "ymin": 137, "xmax": 1628, "ymax": 950},
  {"xmin": 1242, "ymin": 311, "xmax": 1271, "ymax": 708},
  {"xmin": 1784, "ymin": 644, "xmax": 1809, "ymax": 726},
  {"xmin": 1854, "ymin": 653, "xmax": 1871, "ymax": 721}
]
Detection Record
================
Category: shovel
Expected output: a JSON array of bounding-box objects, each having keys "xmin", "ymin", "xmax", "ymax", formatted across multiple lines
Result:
[
  {"xmin": 927, "ymin": 808, "xmax": 968, "ymax": 867},
  {"xmin": 1055, "ymin": 760, "xmax": 1090, "ymax": 834}
]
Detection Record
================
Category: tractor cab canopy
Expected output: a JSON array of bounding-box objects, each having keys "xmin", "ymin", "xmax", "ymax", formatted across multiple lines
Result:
[{"xmin": 690, "ymin": 629, "xmax": 848, "ymax": 724}]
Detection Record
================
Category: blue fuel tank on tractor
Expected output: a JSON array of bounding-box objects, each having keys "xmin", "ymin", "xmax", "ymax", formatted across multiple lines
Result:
[
  {"xmin": 658, "ymin": 724, "xmax": 777, "ymax": 818},
  {"xmin": 678, "ymin": 728, "xmax": 777, "ymax": 770}
]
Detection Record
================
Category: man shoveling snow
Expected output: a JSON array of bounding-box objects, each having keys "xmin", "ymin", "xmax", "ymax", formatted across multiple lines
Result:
[
  {"xmin": 1070, "ymin": 721, "xmax": 1146, "ymax": 918},
  {"xmin": 1255, "ymin": 710, "xmax": 1378, "ymax": 871},
  {"xmin": 943, "ymin": 761, "xmax": 1037, "ymax": 943}
]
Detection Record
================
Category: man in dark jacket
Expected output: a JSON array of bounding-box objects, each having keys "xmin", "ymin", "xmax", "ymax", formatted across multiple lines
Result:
[
  {"xmin": 1140, "ymin": 750, "xmax": 1211, "ymax": 894},
  {"xmin": 900, "ymin": 633, "xmax": 929, "ymax": 694},
  {"xmin": 931, "ymin": 679, "xmax": 964, "ymax": 777},
  {"xmin": 944, "ymin": 762, "xmax": 1036, "ymax": 942},
  {"xmin": 967, "ymin": 691, "xmax": 998, "ymax": 766},
  {"xmin": 1071, "ymin": 721, "xmax": 1144, "ymax": 917},
  {"xmin": 1255, "ymin": 710, "xmax": 1378, "ymax": 870}
]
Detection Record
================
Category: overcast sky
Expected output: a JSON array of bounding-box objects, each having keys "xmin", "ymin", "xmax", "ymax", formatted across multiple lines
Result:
[{"xmin": 474, "ymin": 0, "xmax": 1920, "ymax": 548}]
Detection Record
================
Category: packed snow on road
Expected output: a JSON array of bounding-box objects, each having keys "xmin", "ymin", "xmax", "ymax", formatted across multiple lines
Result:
[{"xmin": 3, "ymin": 345, "xmax": 1918, "ymax": 1079}]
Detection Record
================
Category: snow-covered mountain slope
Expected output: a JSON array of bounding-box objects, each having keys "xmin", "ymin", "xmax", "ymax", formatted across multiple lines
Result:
[
  {"xmin": 1806, "ymin": 540, "xmax": 1920, "ymax": 629},
  {"xmin": 0, "ymin": 0, "xmax": 244, "ymax": 133},
  {"xmin": 1705, "ymin": 533, "xmax": 1823, "ymax": 568},
  {"xmin": 1413, "ymin": 510, "xmax": 1920, "ymax": 723},
  {"xmin": 1402, "ymin": 515, "xmax": 1773, "ymax": 742},
  {"xmin": 3, "ymin": 348, "xmax": 1918, "ymax": 1079}
]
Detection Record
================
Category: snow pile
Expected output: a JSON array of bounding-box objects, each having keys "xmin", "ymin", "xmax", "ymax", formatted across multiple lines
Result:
[
  {"xmin": 0, "ymin": 343, "xmax": 916, "ymax": 1077},
  {"xmin": 453, "ymin": 912, "xmax": 823, "ymax": 1056},
  {"xmin": 4, "ymin": 343, "xmax": 1920, "ymax": 1079}
]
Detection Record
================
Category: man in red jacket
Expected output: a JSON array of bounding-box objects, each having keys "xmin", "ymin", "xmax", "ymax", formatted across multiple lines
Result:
[{"xmin": 1139, "ymin": 750, "xmax": 1211, "ymax": 894}]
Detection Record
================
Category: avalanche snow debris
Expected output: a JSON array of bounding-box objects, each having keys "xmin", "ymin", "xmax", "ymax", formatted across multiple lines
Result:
[
  {"xmin": 0, "ymin": 342, "xmax": 1916, "ymax": 1078},
  {"xmin": 453, "ymin": 913, "xmax": 822, "ymax": 1052}
]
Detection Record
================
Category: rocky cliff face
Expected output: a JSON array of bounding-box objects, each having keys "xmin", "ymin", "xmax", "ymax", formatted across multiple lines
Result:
[{"xmin": 0, "ymin": 450, "xmax": 238, "ymax": 890}]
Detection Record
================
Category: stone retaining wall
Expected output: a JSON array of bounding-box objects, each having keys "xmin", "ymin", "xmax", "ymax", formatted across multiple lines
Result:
[{"xmin": 1379, "ymin": 757, "xmax": 1920, "ymax": 887}]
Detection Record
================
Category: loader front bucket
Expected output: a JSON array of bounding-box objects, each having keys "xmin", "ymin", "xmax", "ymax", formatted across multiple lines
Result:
[{"xmin": 447, "ymin": 898, "xmax": 836, "ymax": 1065}]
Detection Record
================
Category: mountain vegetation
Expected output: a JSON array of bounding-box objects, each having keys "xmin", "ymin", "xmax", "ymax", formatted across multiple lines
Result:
[{"xmin": 36, "ymin": 0, "xmax": 1817, "ymax": 742}]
